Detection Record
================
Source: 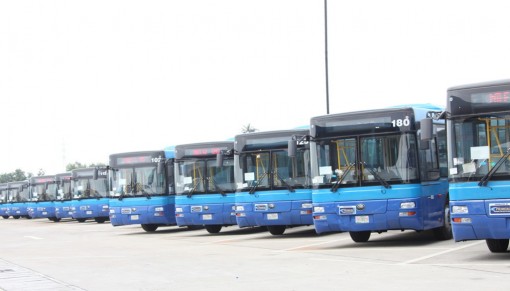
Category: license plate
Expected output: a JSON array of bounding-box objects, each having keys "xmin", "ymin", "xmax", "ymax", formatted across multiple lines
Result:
[
  {"xmin": 86, "ymin": 211, "xmax": 93, "ymax": 215},
  {"xmin": 267, "ymin": 213, "xmax": 278, "ymax": 220},
  {"xmin": 131, "ymin": 214, "xmax": 139, "ymax": 220},
  {"xmin": 42, "ymin": 212, "xmax": 48, "ymax": 215},
  {"xmin": 121, "ymin": 208, "xmax": 132, "ymax": 214},
  {"xmin": 355, "ymin": 215, "xmax": 369, "ymax": 223},
  {"xmin": 202, "ymin": 214, "xmax": 212, "ymax": 220},
  {"xmin": 191, "ymin": 206, "xmax": 203, "ymax": 213}
]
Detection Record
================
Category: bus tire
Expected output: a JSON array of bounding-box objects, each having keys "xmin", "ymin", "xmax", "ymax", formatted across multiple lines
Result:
[
  {"xmin": 141, "ymin": 224, "xmax": 158, "ymax": 232},
  {"xmin": 205, "ymin": 225, "xmax": 222, "ymax": 234},
  {"xmin": 2, "ymin": 216, "xmax": 9, "ymax": 219},
  {"xmin": 77, "ymin": 218, "xmax": 87, "ymax": 223},
  {"xmin": 349, "ymin": 231, "xmax": 371, "ymax": 242},
  {"xmin": 486, "ymin": 239, "xmax": 509, "ymax": 253},
  {"xmin": 94, "ymin": 217, "xmax": 107, "ymax": 223},
  {"xmin": 53, "ymin": 218, "xmax": 61, "ymax": 222},
  {"xmin": 267, "ymin": 225, "xmax": 286, "ymax": 235},
  {"xmin": 433, "ymin": 204, "xmax": 452, "ymax": 240},
  {"xmin": 13, "ymin": 216, "xmax": 20, "ymax": 219}
]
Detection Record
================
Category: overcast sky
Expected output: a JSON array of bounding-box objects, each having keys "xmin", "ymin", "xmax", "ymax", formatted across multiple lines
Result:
[{"xmin": 1, "ymin": 0, "xmax": 510, "ymax": 175}]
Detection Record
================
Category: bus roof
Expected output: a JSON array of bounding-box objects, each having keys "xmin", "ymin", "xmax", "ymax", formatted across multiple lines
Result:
[{"xmin": 448, "ymin": 79, "xmax": 510, "ymax": 91}]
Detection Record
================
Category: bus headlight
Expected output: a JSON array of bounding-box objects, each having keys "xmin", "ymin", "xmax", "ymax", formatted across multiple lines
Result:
[
  {"xmin": 314, "ymin": 206, "xmax": 325, "ymax": 213},
  {"xmin": 155, "ymin": 207, "xmax": 164, "ymax": 212},
  {"xmin": 301, "ymin": 203, "xmax": 313, "ymax": 209},
  {"xmin": 452, "ymin": 206, "xmax": 468, "ymax": 214},
  {"xmin": 235, "ymin": 206, "xmax": 244, "ymax": 211},
  {"xmin": 175, "ymin": 207, "xmax": 183, "ymax": 213},
  {"xmin": 400, "ymin": 202, "xmax": 416, "ymax": 209}
]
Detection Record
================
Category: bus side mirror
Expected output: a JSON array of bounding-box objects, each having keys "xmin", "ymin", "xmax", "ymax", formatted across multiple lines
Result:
[
  {"xmin": 216, "ymin": 153, "xmax": 224, "ymax": 168},
  {"xmin": 420, "ymin": 118, "xmax": 433, "ymax": 141},
  {"xmin": 288, "ymin": 140, "xmax": 297, "ymax": 158},
  {"xmin": 93, "ymin": 168, "xmax": 98, "ymax": 180},
  {"xmin": 157, "ymin": 160, "xmax": 165, "ymax": 175}
]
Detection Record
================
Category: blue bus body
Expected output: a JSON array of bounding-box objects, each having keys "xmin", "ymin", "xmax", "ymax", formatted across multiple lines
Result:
[
  {"xmin": 6, "ymin": 181, "xmax": 30, "ymax": 219},
  {"xmin": 310, "ymin": 105, "xmax": 450, "ymax": 242},
  {"xmin": 28, "ymin": 175, "xmax": 60, "ymax": 221},
  {"xmin": 174, "ymin": 141, "xmax": 237, "ymax": 233},
  {"xmin": 71, "ymin": 168, "xmax": 110, "ymax": 223},
  {"xmin": 233, "ymin": 129, "xmax": 313, "ymax": 235},
  {"xmin": 108, "ymin": 149, "xmax": 177, "ymax": 232},
  {"xmin": 0, "ymin": 184, "xmax": 11, "ymax": 219},
  {"xmin": 446, "ymin": 80, "xmax": 510, "ymax": 252},
  {"xmin": 53, "ymin": 173, "xmax": 73, "ymax": 220}
]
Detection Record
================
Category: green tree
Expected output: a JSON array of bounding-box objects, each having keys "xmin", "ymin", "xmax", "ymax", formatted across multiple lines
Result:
[
  {"xmin": 66, "ymin": 162, "xmax": 107, "ymax": 171},
  {"xmin": 0, "ymin": 169, "xmax": 32, "ymax": 183}
]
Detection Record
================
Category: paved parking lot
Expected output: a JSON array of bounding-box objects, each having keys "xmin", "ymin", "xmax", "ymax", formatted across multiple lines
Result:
[{"xmin": 0, "ymin": 218, "xmax": 509, "ymax": 291}]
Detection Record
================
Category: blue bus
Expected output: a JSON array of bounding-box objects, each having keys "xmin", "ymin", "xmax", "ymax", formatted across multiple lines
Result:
[
  {"xmin": 70, "ymin": 167, "xmax": 110, "ymax": 223},
  {"xmin": 446, "ymin": 80, "xmax": 510, "ymax": 252},
  {"xmin": 310, "ymin": 105, "xmax": 450, "ymax": 242},
  {"xmin": 234, "ymin": 129, "xmax": 312, "ymax": 235},
  {"xmin": 174, "ymin": 141, "xmax": 236, "ymax": 233},
  {"xmin": 28, "ymin": 175, "xmax": 60, "ymax": 221},
  {"xmin": 7, "ymin": 180, "xmax": 30, "ymax": 219},
  {"xmin": 0, "ymin": 183, "xmax": 10, "ymax": 219},
  {"xmin": 54, "ymin": 173, "xmax": 73, "ymax": 220},
  {"xmin": 108, "ymin": 150, "xmax": 176, "ymax": 232}
]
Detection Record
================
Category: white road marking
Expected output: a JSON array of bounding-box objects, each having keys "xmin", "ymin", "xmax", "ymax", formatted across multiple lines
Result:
[{"xmin": 399, "ymin": 241, "xmax": 484, "ymax": 265}]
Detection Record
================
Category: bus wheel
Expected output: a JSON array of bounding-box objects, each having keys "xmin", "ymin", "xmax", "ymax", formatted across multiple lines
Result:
[
  {"xmin": 205, "ymin": 225, "xmax": 222, "ymax": 234},
  {"xmin": 77, "ymin": 218, "xmax": 87, "ymax": 223},
  {"xmin": 141, "ymin": 224, "xmax": 158, "ymax": 232},
  {"xmin": 267, "ymin": 226, "xmax": 286, "ymax": 235},
  {"xmin": 94, "ymin": 217, "xmax": 107, "ymax": 223},
  {"xmin": 349, "ymin": 231, "xmax": 371, "ymax": 242},
  {"xmin": 2, "ymin": 216, "xmax": 9, "ymax": 219},
  {"xmin": 53, "ymin": 218, "xmax": 61, "ymax": 222},
  {"xmin": 433, "ymin": 204, "xmax": 452, "ymax": 240},
  {"xmin": 13, "ymin": 216, "xmax": 20, "ymax": 219},
  {"xmin": 486, "ymin": 239, "xmax": 509, "ymax": 253}
]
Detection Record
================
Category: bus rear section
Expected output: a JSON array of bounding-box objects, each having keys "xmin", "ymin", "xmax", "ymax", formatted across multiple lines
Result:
[
  {"xmin": 174, "ymin": 141, "xmax": 237, "ymax": 234},
  {"xmin": 108, "ymin": 149, "xmax": 176, "ymax": 232},
  {"xmin": 310, "ymin": 106, "xmax": 450, "ymax": 242},
  {"xmin": 70, "ymin": 168, "xmax": 110, "ymax": 223},
  {"xmin": 234, "ymin": 129, "xmax": 313, "ymax": 235},
  {"xmin": 446, "ymin": 80, "xmax": 510, "ymax": 252}
]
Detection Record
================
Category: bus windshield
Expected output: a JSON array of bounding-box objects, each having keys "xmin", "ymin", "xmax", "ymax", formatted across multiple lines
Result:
[
  {"xmin": 236, "ymin": 149, "xmax": 310, "ymax": 191},
  {"xmin": 312, "ymin": 133, "xmax": 418, "ymax": 187},
  {"xmin": 110, "ymin": 166, "xmax": 165, "ymax": 197},
  {"xmin": 73, "ymin": 178, "xmax": 108, "ymax": 198},
  {"xmin": 449, "ymin": 114, "xmax": 510, "ymax": 181},
  {"xmin": 31, "ymin": 184, "xmax": 50, "ymax": 201},
  {"xmin": 58, "ymin": 181, "xmax": 72, "ymax": 200},
  {"xmin": 175, "ymin": 158, "xmax": 236, "ymax": 195}
]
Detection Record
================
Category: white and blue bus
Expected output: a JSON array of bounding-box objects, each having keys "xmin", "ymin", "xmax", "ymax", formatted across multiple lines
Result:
[
  {"xmin": 174, "ymin": 141, "xmax": 236, "ymax": 233},
  {"xmin": 7, "ymin": 180, "xmax": 30, "ymax": 219},
  {"xmin": 234, "ymin": 129, "xmax": 312, "ymax": 235},
  {"xmin": 447, "ymin": 80, "xmax": 510, "ymax": 252},
  {"xmin": 310, "ymin": 105, "xmax": 451, "ymax": 242},
  {"xmin": 0, "ymin": 183, "xmax": 10, "ymax": 219},
  {"xmin": 108, "ymin": 149, "xmax": 176, "ymax": 232},
  {"xmin": 71, "ymin": 167, "xmax": 109, "ymax": 223},
  {"xmin": 28, "ymin": 175, "xmax": 60, "ymax": 222},
  {"xmin": 54, "ymin": 173, "xmax": 73, "ymax": 220}
]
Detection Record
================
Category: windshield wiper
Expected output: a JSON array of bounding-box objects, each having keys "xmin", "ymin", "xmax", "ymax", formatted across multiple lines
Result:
[
  {"xmin": 478, "ymin": 149, "xmax": 510, "ymax": 187},
  {"xmin": 361, "ymin": 162, "xmax": 391, "ymax": 189},
  {"xmin": 331, "ymin": 163, "xmax": 356, "ymax": 193},
  {"xmin": 208, "ymin": 177, "xmax": 226, "ymax": 196},
  {"xmin": 273, "ymin": 171, "xmax": 295, "ymax": 193},
  {"xmin": 249, "ymin": 172, "xmax": 269, "ymax": 194},
  {"xmin": 187, "ymin": 179, "xmax": 203, "ymax": 198}
]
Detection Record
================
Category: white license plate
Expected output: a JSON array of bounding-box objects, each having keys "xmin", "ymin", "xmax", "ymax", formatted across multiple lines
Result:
[
  {"xmin": 131, "ymin": 214, "xmax": 139, "ymax": 220},
  {"xmin": 202, "ymin": 214, "xmax": 212, "ymax": 220},
  {"xmin": 267, "ymin": 213, "xmax": 279, "ymax": 220},
  {"xmin": 42, "ymin": 212, "xmax": 48, "ymax": 215},
  {"xmin": 86, "ymin": 211, "xmax": 93, "ymax": 215},
  {"xmin": 355, "ymin": 215, "xmax": 369, "ymax": 223}
]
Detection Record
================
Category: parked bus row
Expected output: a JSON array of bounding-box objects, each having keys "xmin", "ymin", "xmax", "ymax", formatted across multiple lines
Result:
[{"xmin": 1, "ymin": 79, "xmax": 509, "ymax": 253}]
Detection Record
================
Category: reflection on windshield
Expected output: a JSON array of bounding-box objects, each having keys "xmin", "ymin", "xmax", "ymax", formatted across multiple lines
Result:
[
  {"xmin": 312, "ymin": 133, "xmax": 418, "ymax": 187},
  {"xmin": 235, "ymin": 150, "xmax": 311, "ymax": 192},
  {"xmin": 110, "ymin": 166, "xmax": 165, "ymax": 197},
  {"xmin": 450, "ymin": 115, "xmax": 510, "ymax": 181},
  {"xmin": 175, "ymin": 158, "xmax": 236, "ymax": 195},
  {"xmin": 73, "ymin": 178, "xmax": 108, "ymax": 199}
]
